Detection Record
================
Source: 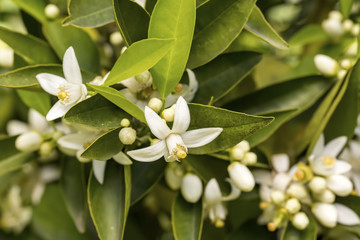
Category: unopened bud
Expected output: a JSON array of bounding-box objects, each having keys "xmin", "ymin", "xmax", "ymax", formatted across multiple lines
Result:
[
  {"xmin": 110, "ymin": 32, "xmax": 123, "ymax": 46},
  {"xmin": 227, "ymin": 162, "xmax": 255, "ymax": 192},
  {"xmin": 327, "ymin": 175, "xmax": 353, "ymax": 197},
  {"xmin": 314, "ymin": 54, "xmax": 338, "ymax": 76},
  {"xmin": 230, "ymin": 147, "xmax": 244, "ymax": 161},
  {"xmin": 322, "ymin": 18, "xmax": 344, "ymax": 38},
  {"xmin": 162, "ymin": 108, "xmax": 175, "ymax": 122},
  {"xmin": 285, "ymin": 198, "xmax": 301, "ymax": 214},
  {"xmin": 120, "ymin": 46, "xmax": 127, "ymax": 54},
  {"xmin": 292, "ymin": 212, "xmax": 309, "ymax": 230},
  {"xmin": 120, "ymin": 118, "xmax": 130, "ymax": 127},
  {"xmin": 352, "ymin": 24, "xmax": 360, "ymax": 36},
  {"xmin": 267, "ymin": 222, "xmax": 277, "ymax": 232},
  {"xmin": 45, "ymin": 4, "xmax": 60, "ymax": 19},
  {"xmin": 135, "ymin": 71, "xmax": 151, "ymax": 84},
  {"xmin": 181, "ymin": 173, "xmax": 203, "ymax": 203},
  {"xmin": 0, "ymin": 48, "xmax": 14, "ymax": 68},
  {"xmin": 270, "ymin": 190, "xmax": 285, "ymax": 205},
  {"xmin": 15, "ymin": 132, "xmax": 42, "ymax": 152},
  {"xmin": 340, "ymin": 59, "xmax": 352, "ymax": 70},
  {"xmin": 286, "ymin": 183, "xmax": 307, "ymax": 199},
  {"xmin": 235, "ymin": 140, "xmax": 250, "ymax": 152},
  {"xmin": 343, "ymin": 19, "xmax": 354, "ymax": 32},
  {"xmin": 164, "ymin": 163, "xmax": 183, "ymax": 190},
  {"xmin": 148, "ymin": 98, "xmax": 163, "ymax": 113},
  {"xmin": 312, "ymin": 203, "xmax": 337, "ymax": 228},
  {"xmin": 309, "ymin": 176, "xmax": 327, "ymax": 193},
  {"xmin": 39, "ymin": 142, "xmax": 54, "ymax": 156},
  {"xmin": 313, "ymin": 189, "xmax": 335, "ymax": 203},
  {"xmin": 329, "ymin": 11, "xmax": 342, "ymax": 21},
  {"xmin": 119, "ymin": 127, "xmax": 137, "ymax": 145},
  {"xmin": 243, "ymin": 152, "xmax": 257, "ymax": 165}
]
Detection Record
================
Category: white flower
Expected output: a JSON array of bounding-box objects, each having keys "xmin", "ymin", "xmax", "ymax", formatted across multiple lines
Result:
[
  {"xmin": 181, "ymin": 173, "xmax": 203, "ymax": 203},
  {"xmin": 204, "ymin": 178, "xmax": 240, "ymax": 227},
  {"xmin": 36, "ymin": 47, "xmax": 87, "ymax": 121},
  {"xmin": 309, "ymin": 134, "xmax": 351, "ymax": 176},
  {"xmin": 127, "ymin": 96, "xmax": 223, "ymax": 162},
  {"xmin": 314, "ymin": 54, "xmax": 339, "ymax": 77}
]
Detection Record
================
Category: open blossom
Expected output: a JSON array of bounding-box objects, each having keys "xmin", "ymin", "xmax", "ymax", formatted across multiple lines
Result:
[
  {"xmin": 36, "ymin": 47, "xmax": 87, "ymax": 121},
  {"xmin": 127, "ymin": 96, "xmax": 223, "ymax": 162}
]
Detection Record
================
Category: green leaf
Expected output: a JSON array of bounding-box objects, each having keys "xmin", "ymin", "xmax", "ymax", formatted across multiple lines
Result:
[
  {"xmin": 225, "ymin": 30, "xmax": 273, "ymax": 54},
  {"xmin": 12, "ymin": 0, "xmax": 46, "ymax": 23},
  {"xmin": 104, "ymin": 38, "xmax": 175, "ymax": 86},
  {"xmin": 281, "ymin": 215, "xmax": 317, "ymax": 240},
  {"xmin": 0, "ymin": 88, "xmax": 16, "ymax": 130},
  {"xmin": 340, "ymin": 0, "xmax": 354, "ymax": 19},
  {"xmin": 0, "ymin": 26, "xmax": 58, "ymax": 64},
  {"xmin": 17, "ymin": 89, "xmax": 51, "ymax": 117},
  {"xmin": 244, "ymin": 6, "xmax": 288, "ymax": 50},
  {"xmin": 324, "ymin": 61, "xmax": 360, "ymax": 141},
  {"xmin": 337, "ymin": 195, "xmax": 360, "ymax": 217},
  {"xmin": 187, "ymin": 104, "xmax": 273, "ymax": 154},
  {"xmin": 187, "ymin": 0, "xmax": 256, "ymax": 69},
  {"xmin": 82, "ymin": 128, "xmax": 123, "ymax": 161},
  {"xmin": 60, "ymin": 156, "xmax": 87, "ymax": 233},
  {"xmin": 0, "ymin": 65, "xmax": 97, "ymax": 89},
  {"xmin": 131, "ymin": 160, "xmax": 166, "ymax": 204},
  {"xmin": 42, "ymin": 21, "xmax": 101, "ymax": 74},
  {"xmin": 172, "ymin": 194, "xmax": 203, "ymax": 240},
  {"xmin": 63, "ymin": 0, "xmax": 114, "ymax": 28},
  {"xmin": 113, "ymin": 0, "xmax": 150, "ymax": 46},
  {"xmin": 193, "ymin": 52, "xmax": 262, "ymax": 104},
  {"xmin": 65, "ymin": 94, "xmax": 131, "ymax": 129},
  {"xmin": 224, "ymin": 76, "xmax": 334, "ymax": 115},
  {"xmin": 88, "ymin": 162, "xmax": 131, "ymax": 240},
  {"xmin": 148, "ymin": 0, "xmax": 196, "ymax": 98},
  {"xmin": 228, "ymin": 220, "xmax": 277, "ymax": 240},
  {"xmin": 289, "ymin": 25, "xmax": 328, "ymax": 46},
  {"xmin": 31, "ymin": 184, "xmax": 90, "ymax": 240},
  {"xmin": 196, "ymin": 0, "xmax": 209, "ymax": 7},
  {"xmin": 88, "ymin": 85, "xmax": 146, "ymax": 123}
]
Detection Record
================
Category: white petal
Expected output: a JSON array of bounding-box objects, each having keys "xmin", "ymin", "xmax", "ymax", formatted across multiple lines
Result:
[
  {"xmin": 28, "ymin": 109, "xmax": 49, "ymax": 132},
  {"xmin": 312, "ymin": 134, "xmax": 325, "ymax": 158},
  {"xmin": 145, "ymin": 106, "xmax": 170, "ymax": 139},
  {"xmin": 272, "ymin": 173, "xmax": 292, "ymax": 192},
  {"xmin": 259, "ymin": 185, "xmax": 272, "ymax": 202},
  {"xmin": 127, "ymin": 140, "xmax": 166, "ymax": 162},
  {"xmin": 228, "ymin": 162, "xmax": 255, "ymax": 192},
  {"xmin": 252, "ymin": 170, "xmax": 272, "ymax": 186},
  {"xmin": 327, "ymin": 175, "xmax": 353, "ymax": 196},
  {"xmin": 181, "ymin": 174, "xmax": 203, "ymax": 203},
  {"xmin": 165, "ymin": 134, "xmax": 186, "ymax": 155},
  {"xmin": 113, "ymin": 151, "xmax": 133, "ymax": 165},
  {"xmin": 121, "ymin": 77, "xmax": 144, "ymax": 93},
  {"xmin": 312, "ymin": 203, "xmax": 337, "ymax": 228},
  {"xmin": 271, "ymin": 154, "xmax": 290, "ymax": 172},
  {"xmin": 349, "ymin": 141, "xmax": 360, "ymax": 159},
  {"xmin": 313, "ymin": 159, "xmax": 352, "ymax": 176},
  {"xmin": 334, "ymin": 203, "xmax": 360, "ymax": 225},
  {"xmin": 323, "ymin": 136, "xmax": 347, "ymax": 157},
  {"xmin": 92, "ymin": 160, "xmax": 107, "ymax": 184},
  {"xmin": 182, "ymin": 128, "xmax": 223, "ymax": 148},
  {"xmin": 222, "ymin": 178, "xmax": 241, "ymax": 201},
  {"xmin": 57, "ymin": 132, "xmax": 90, "ymax": 151},
  {"xmin": 351, "ymin": 174, "xmax": 360, "ymax": 196},
  {"xmin": 36, "ymin": 73, "xmax": 67, "ymax": 95},
  {"xmin": 204, "ymin": 178, "xmax": 222, "ymax": 205},
  {"xmin": 63, "ymin": 47, "xmax": 82, "ymax": 84},
  {"xmin": 183, "ymin": 69, "xmax": 198, "ymax": 102},
  {"xmin": 6, "ymin": 120, "xmax": 30, "ymax": 136},
  {"xmin": 46, "ymin": 101, "xmax": 72, "ymax": 121},
  {"xmin": 172, "ymin": 96, "xmax": 190, "ymax": 134}
]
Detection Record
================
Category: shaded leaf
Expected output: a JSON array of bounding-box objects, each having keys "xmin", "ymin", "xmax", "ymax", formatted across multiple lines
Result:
[
  {"xmin": 289, "ymin": 25, "xmax": 328, "ymax": 46},
  {"xmin": 228, "ymin": 220, "xmax": 276, "ymax": 240},
  {"xmin": 281, "ymin": 215, "xmax": 317, "ymax": 240},
  {"xmin": 17, "ymin": 90, "xmax": 51, "ymax": 117},
  {"xmin": 340, "ymin": 0, "xmax": 354, "ymax": 19},
  {"xmin": 225, "ymin": 30, "xmax": 273, "ymax": 54},
  {"xmin": 12, "ymin": 0, "xmax": 46, "ymax": 23}
]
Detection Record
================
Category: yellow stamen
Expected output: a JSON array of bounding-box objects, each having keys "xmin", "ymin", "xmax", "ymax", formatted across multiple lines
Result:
[
  {"xmin": 215, "ymin": 219, "xmax": 224, "ymax": 228},
  {"xmin": 295, "ymin": 170, "xmax": 305, "ymax": 181},
  {"xmin": 267, "ymin": 222, "xmax": 277, "ymax": 232},
  {"xmin": 259, "ymin": 202, "xmax": 269, "ymax": 210},
  {"xmin": 322, "ymin": 156, "xmax": 335, "ymax": 166},
  {"xmin": 175, "ymin": 83, "xmax": 183, "ymax": 93},
  {"xmin": 58, "ymin": 91, "xmax": 68, "ymax": 101},
  {"xmin": 176, "ymin": 149, "xmax": 187, "ymax": 159}
]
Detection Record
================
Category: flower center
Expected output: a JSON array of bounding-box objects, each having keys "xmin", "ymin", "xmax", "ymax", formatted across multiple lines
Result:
[
  {"xmin": 173, "ymin": 144, "xmax": 187, "ymax": 160},
  {"xmin": 57, "ymin": 84, "xmax": 72, "ymax": 105},
  {"xmin": 56, "ymin": 83, "xmax": 83, "ymax": 105},
  {"xmin": 321, "ymin": 156, "xmax": 336, "ymax": 167}
]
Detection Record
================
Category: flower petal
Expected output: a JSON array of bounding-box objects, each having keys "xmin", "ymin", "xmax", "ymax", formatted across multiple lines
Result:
[
  {"xmin": 204, "ymin": 178, "xmax": 222, "ymax": 205},
  {"xmin": 46, "ymin": 101, "xmax": 72, "ymax": 121},
  {"xmin": 252, "ymin": 170, "xmax": 272, "ymax": 186},
  {"xmin": 271, "ymin": 154, "xmax": 290, "ymax": 172},
  {"xmin": 272, "ymin": 173, "xmax": 292, "ymax": 192},
  {"xmin": 6, "ymin": 120, "xmax": 30, "ymax": 136},
  {"xmin": 92, "ymin": 160, "xmax": 107, "ymax": 184},
  {"xmin": 36, "ymin": 73, "xmax": 67, "ymax": 95},
  {"xmin": 145, "ymin": 106, "xmax": 170, "ymax": 139},
  {"xmin": 222, "ymin": 178, "xmax": 241, "ymax": 201},
  {"xmin": 57, "ymin": 132, "xmax": 91, "ymax": 151},
  {"xmin": 312, "ymin": 134, "xmax": 324, "ymax": 158},
  {"xmin": 172, "ymin": 96, "xmax": 190, "ymax": 134},
  {"xmin": 127, "ymin": 140, "xmax": 166, "ymax": 162},
  {"xmin": 334, "ymin": 203, "xmax": 360, "ymax": 225},
  {"xmin": 323, "ymin": 136, "xmax": 347, "ymax": 157},
  {"xmin": 182, "ymin": 128, "xmax": 223, "ymax": 148},
  {"xmin": 113, "ymin": 151, "xmax": 133, "ymax": 165},
  {"xmin": 63, "ymin": 47, "xmax": 82, "ymax": 84},
  {"xmin": 183, "ymin": 69, "xmax": 198, "ymax": 102}
]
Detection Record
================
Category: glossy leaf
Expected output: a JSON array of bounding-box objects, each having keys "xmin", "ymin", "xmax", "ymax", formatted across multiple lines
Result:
[
  {"xmin": 187, "ymin": 103, "xmax": 273, "ymax": 154},
  {"xmin": 82, "ymin": 128, "xmax": 123, "ymax": 161},
  {"xmin": 148, "ymin": 0, "xmax": 196, "ymax": 98},
  {"xmin": 225, "ymin": 30, "xmax": 272, "ymax": 54},
  {"xmin": 12, "ymin": 0, "xmax": 46, "ymax": 23},
  {"xmin": 187, "ymin": 0, "xmax": 256, "ymax": 69},
  {"xmin": 0, "ymin": 65, "xmax": 97, "ymax": 89},
  {"xmin": 65, "ymin": 94, "xmax": 131, "ymax": 129},
  {"xmin": 104, "ymin": 38, "xmax": 175, "ymax": 86},
  {"xmin": 281, "ymin": 216, "xmax": 317, "ymax": 240},
  {"xmin": 0, "ymin": 88, "xmax": 16, "ymax": 130},
  {"xmin": 340, "ymin": 0, "xmax": 354, "ymax": 19},
  {"xmin": 63, "ymin": 0, "xmax": 114, "ymax": 27},
  {"xmin": 0, "ymin": 26, "xmax": 58, "ymax": 64},
  {"xmin": 88, "ymin": 162, "xmax": 131, "ymax": 240},
  {"xmin": 113, "ymin": 0, "xmax": 150, "ymax": 46},
  {"xmin": 244, "ymin": 6, "xmax": 288, "ymax": 50},
  {"xmin": 193, "ymin": 52, "xmax": 262, "ymax": 104},
  {"xmin": 60, "ymin": 156, "xmax": 87, "ymax": 233},
  {"xmin": 172, "ymin": 194, "xmax": 203, "ymax": 240},
  {"xmin": 228, "ymin": 220, "xmax": 276, "ymax": 240},
  {"xmin": 88, "ymin": 85, "xmax": 146, "ymax": 123},
  {"xmin": 43, "ymin": 21, "xmax": 101, "ymax": 74},
  {"xmin": 289, "ymin": 25, "xmax": 328, "ymax": 46},
  {"xmin": 17, "ymin": 90, "xmax": 51, "ymax": 117},
  {"xmin": 130, "ymin": 160, "xmax": 166, "ymax": 204}
]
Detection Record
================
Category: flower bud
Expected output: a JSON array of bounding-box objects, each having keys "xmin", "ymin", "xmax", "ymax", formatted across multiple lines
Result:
[
  {"xmin": 309, "ymin": 176, "xmax": 327, "ymax": 193},
  {"xmin": 313, "ymin": 189, "xmax": 335, "ymax": 203},
  {"xmin": 44, "ymin": 4, "xmax": 60, "ymax": 19},
  {"xmin": 181, "ymin": 173, "xmax": 203, "ymax": 203},
  {"xmin": 120, "ymin": 46, "xmax": 127, "ymax": 54},
  {"xmin": 285, "ymin": 198, "xmax": 301, "ymax": 214},
  {"xmin": 243, "ymin": 152, "xmax": 257, "ymax": 165},
  {"xmin": 343, "ymin": 19, "xmax": 354, "ymax": 32},
  {"xmin": 292, "ymin": 212, "xmax": 309, "ymax": 230},
  {"xmin": 135, "ymin": 71, "xmax": 151, "ymax": 84},
  {"xmin": 312, "ymin": 203, "xmax": 337, "ymax": 228},
  {"xmin": 120, "ymin": 118, "xmax": 130, "ymax": 127},
  {"xmin": 329, "ymin": 11, "xmax": 342, "ymax": 21},
  {"xmin": 322, "ymin": 18, "xmax": 344, "ymax": 38},
  {"xmin": 227, "ymin": 162, "xmax": 255, "ymax": 192},
  {"xmin": 162, "ymin": 108, "xmax": 175, "ymax": 122},
  {"xmin": 148, "ymin": 98, "xmax": 163, "ymax": 113},
  {"xmin": 327, "ymin": 175, "xmax": 353, "ymax": 196},
  {"xmin": 204, "ymin": 178, "xmax": 222, "ymax": 205},
  {"xmin": 337, "ymin": 69, "xmax": 347, "ymax": 80},
  {"xmin": 314, "ymin": 54, "xmax": 338, "ymax": 76},
  {"xmin": 109, "ymin": 32, "xmax": 123, "ymax": 46},
  {"xmin": 340, "ymin": 59, "xmax": 352, "ymax": 70},
  {"xmin": 230, "ymin": 147, "xmax": 244, "ymax": 161},
  {"xmin": 15, "ymin": 131, "xmax": 42, "ymax": 152},
  {"xmin": 164, "ymin": 163, "xmax": 183, "ymax": 190},
  {"xmin": 270, "ymin": 190, "xmax": 285, "ymax": 205},
  {"xmin": 119, "ymin": 127, "xmax": 137, "ymax": 145},
  {"xmin": 352, "ymin": 24, "xmax": 360, "ymax": 36},
  {"xmin": 39, "ymin": 142, "xmax": 54, "ymax": 156},
  {"xmin": 286, "ymin": 183, "xmax": 307, "ymax": 199},
  {"xmin": 0, "ymin": 48, "xmax": 14, "ymax": 68},
  {"xmin": 235, "ymin": 140, "xmax": 250, "ymax": 152}
]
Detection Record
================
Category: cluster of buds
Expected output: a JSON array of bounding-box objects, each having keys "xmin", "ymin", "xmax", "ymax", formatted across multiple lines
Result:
[
  {"xmin": 314, "ymin": 54, "xmax": 355, "ymax": 79},
  {"xmin": 322, "ymin": 11, "xmax": 359, "ymax": 39},
  {"xmin": 118, "ymin": 118, "xmax": 137, "ymax": 145}
]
